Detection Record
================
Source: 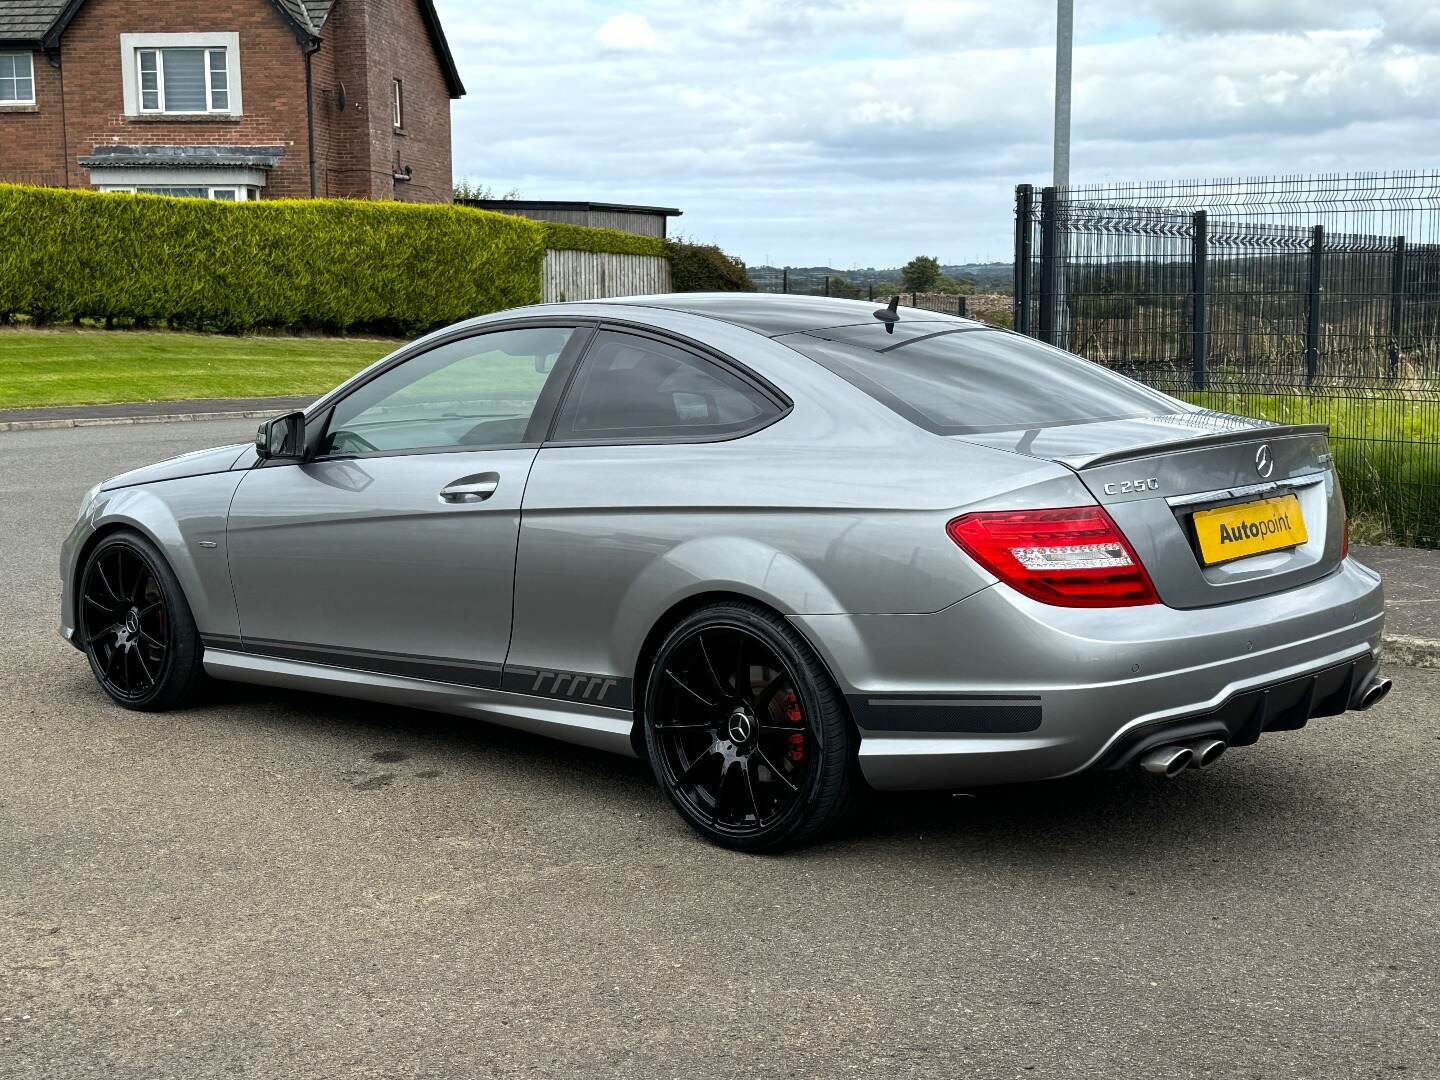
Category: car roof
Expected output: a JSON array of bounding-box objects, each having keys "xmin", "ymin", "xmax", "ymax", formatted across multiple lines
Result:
[{"xmin": 583, "ymin": 292, "xmax": 984, "ymax": 338}]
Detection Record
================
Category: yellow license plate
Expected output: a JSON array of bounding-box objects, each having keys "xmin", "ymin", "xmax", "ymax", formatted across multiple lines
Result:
[{"xmin": 1192, "ymin": 494, "xmax": 1308, "ymax": 565}]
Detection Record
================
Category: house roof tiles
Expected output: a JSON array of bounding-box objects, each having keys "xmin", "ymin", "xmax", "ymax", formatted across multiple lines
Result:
[
  {"xmin": 0, "ymin": 0, "xmax": 459, "ymax": 96},
  {"xmin": 0, "ymin": 0, "xmax": 65, "ymax": 43}
]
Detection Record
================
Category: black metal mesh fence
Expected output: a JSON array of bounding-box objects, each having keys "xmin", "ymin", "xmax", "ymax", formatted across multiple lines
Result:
[{"xmin": 1015, "ymin": 173, "xmax": 1440, "ymax": 547}]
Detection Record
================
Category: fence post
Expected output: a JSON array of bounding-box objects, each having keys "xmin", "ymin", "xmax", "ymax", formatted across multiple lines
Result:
[
  {"xmin": 1014, "ymin": 184, "xmax": 1033, "ymax": 334},
  {"xmin": 824, "ymin": 276, "xmax": 830, "ymax": 297},
  {"xmin": 1305, "ymin": 225, "xmax": 1324, "ymax": 383},
  {"xmin": 911, "ymin": 292, "xmax": 917, "ymax": 308},
  {"xmin": 1389, "ymin": 235, "xmax": 1406, "ymax": 379},
  {"xmin": 868, "ymin": 283, "xmax": 874, "ymax": 302},
  {"xmin": 957, "ymin": 295, "xmax": 967, "ymax": 318},
  {"xmin": 1191, "ymin": 209, "xmax": 1208, "ymax": 391},
  {"xmin": 1038, "ymin": 186, "xmax": 1058, "ymax": 344},
  {"xmin": 782, "ymin": 267, "xmax": 788, "ymax": 294}
]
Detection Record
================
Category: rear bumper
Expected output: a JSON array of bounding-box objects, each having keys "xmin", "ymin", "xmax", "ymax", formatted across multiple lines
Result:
[
  {"xmin": 790, "ymin": 556, "xmax": 1385, "ymax": 791},
  {"xmin": 1088, "ymin": 654, "xmax": 1377, "ymax": 770}
]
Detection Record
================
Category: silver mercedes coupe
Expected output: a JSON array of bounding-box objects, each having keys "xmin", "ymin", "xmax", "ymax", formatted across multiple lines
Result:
[{"xmin": 60, "ymin": 294, "xmax": 1390, "ymax": 850}]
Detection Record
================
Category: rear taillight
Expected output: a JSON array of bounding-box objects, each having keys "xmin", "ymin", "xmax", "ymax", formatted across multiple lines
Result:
[{"xmin": 946, "ymin": 506, "xmax": 1160, "ymax": 608}]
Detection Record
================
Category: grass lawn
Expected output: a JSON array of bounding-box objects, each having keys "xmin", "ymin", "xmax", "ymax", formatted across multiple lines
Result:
[{"xmin": 0, "ymin": 327, "xmax": 401, "ymax": 409}]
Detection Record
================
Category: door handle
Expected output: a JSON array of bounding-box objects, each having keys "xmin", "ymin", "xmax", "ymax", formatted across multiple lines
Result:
[{"xmin": 439, "ymin": 472, "xmax": 500, "ymax": 503}]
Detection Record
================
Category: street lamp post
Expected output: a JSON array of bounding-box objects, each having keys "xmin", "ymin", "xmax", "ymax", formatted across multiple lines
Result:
[
  {"xmin": 1054, "ymin": 0, "xmax": 1072, "ymax": 191},
  {"xmin": 1051, "ymin": 0, "xmax": 1073, "ymax": 347}
]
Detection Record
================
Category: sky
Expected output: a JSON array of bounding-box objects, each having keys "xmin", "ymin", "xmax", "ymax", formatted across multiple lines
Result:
[{"xmin": 434, "ymin": 0, "xmax": 1440, "ymax": 269}]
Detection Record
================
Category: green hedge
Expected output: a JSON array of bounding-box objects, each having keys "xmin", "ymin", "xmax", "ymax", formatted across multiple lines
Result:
[
  {"xmin": 540, "ymin": 221, "xmax": 667, "ymax": 258},
  {"xmin": 0, "ymin": 185, "xmax": 676, "ymax": 335},
  {"xmin": 665, "ymin": 238, "xmax": 753, "ymax": 292}
]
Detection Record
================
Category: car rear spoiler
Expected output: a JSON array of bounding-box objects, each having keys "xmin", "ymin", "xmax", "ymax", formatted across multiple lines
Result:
[{"xmin": 1066, "ymin": 424, "xmax": 1331, "ymax": 470}]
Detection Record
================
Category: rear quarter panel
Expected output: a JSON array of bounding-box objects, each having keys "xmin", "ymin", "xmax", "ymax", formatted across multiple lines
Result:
[{"xmin": 507, "ymin": 326, "xmax": 1081, "ymax": 685}]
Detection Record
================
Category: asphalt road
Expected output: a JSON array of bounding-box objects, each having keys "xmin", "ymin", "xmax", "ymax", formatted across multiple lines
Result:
[{"xmin": 1, "ymin": 419, "xmax": 1436, "ymax": 1080}]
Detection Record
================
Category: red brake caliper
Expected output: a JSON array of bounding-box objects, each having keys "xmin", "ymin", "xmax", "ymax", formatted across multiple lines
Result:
[{"xmin": 783, "ymin": 691, "xmax": 805, "ymax": 762}]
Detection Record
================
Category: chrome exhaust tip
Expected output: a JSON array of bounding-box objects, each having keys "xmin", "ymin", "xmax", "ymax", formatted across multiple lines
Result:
[
  {"xmin": 1140, "ymin": 745, "xmax": 1193, "ymax": 777},
  {"xmin": 1355, "ymin": 677, "xmax": 1393, "ymax": 711},
  {"xmin": 1187, "ymin": 738, "xmax": 1227, "ymax": 770}
]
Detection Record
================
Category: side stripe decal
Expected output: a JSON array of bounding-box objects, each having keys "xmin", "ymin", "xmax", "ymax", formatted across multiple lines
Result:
[
  {"xmin": 501, "ymin": 666, "xmax": 633, "ymax": 710},
  {"xmin": 202, "ymin": 635, "xmax": 502, "ymax": 690},
  {"xmin": 201, "ymin": 636, "xmax": 633, "ymax": 710}
]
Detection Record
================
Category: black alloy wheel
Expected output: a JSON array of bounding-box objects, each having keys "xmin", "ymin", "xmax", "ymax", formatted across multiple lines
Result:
[
  {"xmin": 644, "ymin": 601, "xmax": 858, "ymax": 851},
  {"xmin": 78, "ymin": 531, "xmax": 206, "ymax": 711}
]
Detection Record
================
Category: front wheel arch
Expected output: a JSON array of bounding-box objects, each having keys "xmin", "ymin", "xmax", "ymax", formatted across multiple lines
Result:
[{"xmin": 70, "ymin": 521, "xmax": 169, "ymax": 637}]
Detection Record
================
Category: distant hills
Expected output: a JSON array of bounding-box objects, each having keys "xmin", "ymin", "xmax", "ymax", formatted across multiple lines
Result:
[{"xmin": 747, "ymin": 262, "xmax": 1014, "ymax": 291}]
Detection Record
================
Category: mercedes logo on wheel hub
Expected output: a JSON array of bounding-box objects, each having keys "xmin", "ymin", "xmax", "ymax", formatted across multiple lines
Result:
[{"xmin": 726, "ymin": 708, "xmax": 755, "ymax": 744}]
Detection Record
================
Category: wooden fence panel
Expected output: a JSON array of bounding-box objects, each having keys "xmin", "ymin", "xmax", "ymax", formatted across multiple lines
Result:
[{"xmin": 542, "ymin": 250, "xmax": 671, "ymax": 302}]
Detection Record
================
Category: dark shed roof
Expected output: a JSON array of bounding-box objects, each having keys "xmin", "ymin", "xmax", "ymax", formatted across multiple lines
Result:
[{"xmin": 460, "ymin": 199, "xmax": 682, "ymax": 217}]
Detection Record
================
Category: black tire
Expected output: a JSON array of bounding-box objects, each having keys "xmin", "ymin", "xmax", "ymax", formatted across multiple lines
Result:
[
  {"xmin": 77, "ymin": 530, "xmax": 207, "ymax": 711},
  {"xmin": 642, "ymin": 600, "xmax": 859, "ymax": 852}
]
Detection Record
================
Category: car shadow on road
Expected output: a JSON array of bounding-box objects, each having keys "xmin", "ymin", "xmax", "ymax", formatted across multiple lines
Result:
[
  {"xmin": 195, "ymin": 679, "xmax": 1341, "ymax": 869},
  {"xmin": 203, "ymin": 678, "xmax": 656, "ymax": 787}
]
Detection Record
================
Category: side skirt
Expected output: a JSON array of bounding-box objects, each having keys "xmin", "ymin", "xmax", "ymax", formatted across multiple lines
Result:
[{"xmin": 201, "ymin": 647, "xmax": 638, "ymax": 758}]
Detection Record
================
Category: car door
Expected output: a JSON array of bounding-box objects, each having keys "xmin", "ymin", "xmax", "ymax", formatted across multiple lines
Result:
[
  {"xmin": 226, "ymin": 323, "xmax": 586, "ymax": 688},
  {"xmin": 506, "ymin": 328, "xmax": 789, "ymax": 704}
]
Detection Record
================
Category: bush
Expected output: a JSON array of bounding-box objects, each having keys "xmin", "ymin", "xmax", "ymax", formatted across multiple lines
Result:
[
  {"xmin": 0, "ymin": 185, "xmax": 675, "ymax": 335},
  {"xmin": 665, "ymin": 238, "xmax": 753, "ymax": 292},
  {"xmin": 541, "ymin": 221, "xmax": 666, "ymax": 258}
]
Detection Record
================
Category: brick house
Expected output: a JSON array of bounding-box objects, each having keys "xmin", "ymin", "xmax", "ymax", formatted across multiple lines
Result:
[{"xmin": 0, "ymin": 0, "xmax": 464, "ymax": 202}]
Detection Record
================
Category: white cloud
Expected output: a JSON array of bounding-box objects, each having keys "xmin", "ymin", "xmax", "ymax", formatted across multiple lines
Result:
[
  {"xmin": 595, "ymin": 12, "xmax": 661, "ymax": 53},
  {"xmin": 438, "ymin": 0, "xmax": 1440, "ymax": 267},
  {"xmin": 1136, "ymin": 0, "xmax": 1364, "ymax": 36}
]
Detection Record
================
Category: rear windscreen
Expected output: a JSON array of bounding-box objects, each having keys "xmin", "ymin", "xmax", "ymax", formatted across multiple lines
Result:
[{"xmin": 784, "ymin": 327, "xmax": 1184, "ymax": 435}]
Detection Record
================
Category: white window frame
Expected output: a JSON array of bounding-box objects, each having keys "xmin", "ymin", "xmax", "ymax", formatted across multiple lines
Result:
[
  {"xmin": 98, "ymin": 185, "xmax": 256, "ymax": 201},
  {"xmin": 0, "ymin": 51, "xmax": 36, "ymax": 106},
  {"xmin": 392, "ymin": 78, "xmax": 403, "ymax": 129},
  {"xmin": 135, "ymin": 47, "xmax": 229, "ymax": 115},
  {"xmin": 119, "ymin": 33, "xmax": 241, "ymax": 117},
  {"xmin": 88, "ymin": 164, "xmax": 268, "ymax": 194}
]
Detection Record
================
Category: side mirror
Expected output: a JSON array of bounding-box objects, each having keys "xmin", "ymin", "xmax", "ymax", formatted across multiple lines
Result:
[{"xmin": 255, "ymin": 411, "xmax": 307, "ymax": 461}]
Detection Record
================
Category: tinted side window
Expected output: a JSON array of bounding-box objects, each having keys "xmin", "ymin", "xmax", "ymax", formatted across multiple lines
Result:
[
  {"xmin": 323, "ymin": 326, "xmax": 573, "ymax": 455},
  {"xmin": 786, "ymin": 328, "xmax": 1182, "ymax": 435},
  {"xmin": 551, "ymin": 331, "xmax": 780, "ymax": 443}
]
